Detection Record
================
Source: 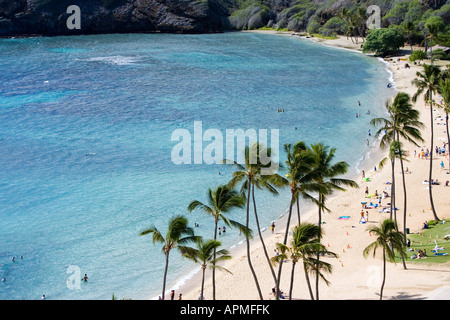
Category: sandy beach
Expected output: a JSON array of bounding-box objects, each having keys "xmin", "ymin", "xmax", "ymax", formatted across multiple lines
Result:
[{"xmin": 175, "ymin": 33, "xmax": 450, "ymax": 300}]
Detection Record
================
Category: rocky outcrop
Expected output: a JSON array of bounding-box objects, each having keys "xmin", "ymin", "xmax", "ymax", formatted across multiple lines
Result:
[{"xmin": 0, "ymin": 0, "xmax": 233, "ymax": 36}]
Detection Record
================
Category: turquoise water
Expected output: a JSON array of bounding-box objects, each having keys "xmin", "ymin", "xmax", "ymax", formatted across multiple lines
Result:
[{"xmin": 0, "ymin": 32, "xmax": 393, "ymax": 300}]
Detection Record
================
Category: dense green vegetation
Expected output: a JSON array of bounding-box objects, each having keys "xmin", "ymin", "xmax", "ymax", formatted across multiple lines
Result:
[{"xmin": 228, "ymin": 0, "xmax": 450, "ymax": 54}]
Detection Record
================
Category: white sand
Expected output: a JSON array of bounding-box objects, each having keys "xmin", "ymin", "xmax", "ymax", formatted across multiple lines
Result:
[{"xmin": 173, "ymin": 33, "xmax": 450, "ymax": 300}]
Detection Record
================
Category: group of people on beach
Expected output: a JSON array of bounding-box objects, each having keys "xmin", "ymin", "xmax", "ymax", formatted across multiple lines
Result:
[
  {"xmin": 159, "ymin": 289, "xmax": 183, "ymax": 300},
  {"xmin": 415, "ymin": 145, "xmax": 447, "ymax": 160}
]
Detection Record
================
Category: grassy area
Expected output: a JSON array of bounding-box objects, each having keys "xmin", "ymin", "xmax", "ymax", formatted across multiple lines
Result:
[
  {"xmin": 311, "ymin": 33, "xmax": 339, "ymax": 40},
  {"xmin": 258, "ymin": 27, "xmax": 289, "ymax": 32},
  {"xmin": 404, "ymin": 219, "xmax": 450, "ymax": 264}
]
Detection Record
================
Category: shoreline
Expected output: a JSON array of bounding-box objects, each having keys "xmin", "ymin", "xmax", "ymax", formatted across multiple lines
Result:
[
  {"xmin": 172, "ymin": 31, "xmax": 450, "ymax": 300},
  {"xmin": 148, "ymin": 30, "xmax": 393, "ymax": 300}
]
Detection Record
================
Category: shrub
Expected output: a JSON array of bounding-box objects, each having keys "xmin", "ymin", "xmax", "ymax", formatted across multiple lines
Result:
[{"xmin": 362, "ymin": 27, "xmax": 406, "ymax": 56}]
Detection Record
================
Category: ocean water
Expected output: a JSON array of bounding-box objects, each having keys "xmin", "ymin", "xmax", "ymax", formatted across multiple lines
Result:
[{"xmin": 0, "ymin": 32, "xmax": 393, "ymax": 300}]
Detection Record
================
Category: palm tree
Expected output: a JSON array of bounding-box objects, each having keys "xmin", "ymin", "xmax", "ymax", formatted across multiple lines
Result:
[
  {"xmin": 179, "ymin": 238, "xmax": 232, "ymax": 300},
  {"xmin": 308, "ymin": 143, "xmax": 358, "ymax": 299},
  {"xmin": 271, "ymin": 223, "xmax": 336, "ymax": 300},
  {"xmin": 224, "ymin": 142, "xmax": 287, "ymax": 299},
  {"xmin": 275, "ymin": 142, "xmax": 320, "ymax": 299},
  {"xmin": 422, "ymin": 17, "xmax": 444, "ymax": 63},
  {"xmin": 363, "ymin": 219, "xmax": 406, "ymax": 300},
  {"xmin": 283, "ymin": 142, "xmax": 320, "ymax": 227},
  {"xmin": 139, "ymin": 215, "xmax": 197, "ymax": 300},
  {"xmin": 412, "ymin": 63, "xmax": 442, "ymax": 221},
  {"xmin": 188, "ymin": 184, "xmax": 245, "ymax": 299},
  {"xmin": 371, "ymin": 92, "xmax": 424, "ymax": 227},
  {"xmin": 378, "ymin": 141, "xmax": 408, "ymax": 228},
  {"xmin": 402, "ymin": 21, "xmax": 416, "ymax": 52},
  {"xmin": 340, "ymin": 7, "xmax": 353, "ymax": 42},
  {"xmin": 436, "ymin": 75, "xmax": 450, "ymax": 172},
  {"xmin": 355, "ymin": 5, "xmax": 368, "ymax": 42}
]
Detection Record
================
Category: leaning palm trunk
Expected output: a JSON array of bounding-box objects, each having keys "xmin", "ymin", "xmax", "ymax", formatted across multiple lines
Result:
[
  {"xmin": 296, "ymin": 198, "xmax": 301, "ymax": 224},
  {"xmin": 427, "ymin": 54, "xmax": 439, "ymax": 221},
  {"xmin": 212, "ymin": 219, "xmax": 218, "ymax": 299},
  {"xmin": 245, "ymin": 179, "xmax": 263, "ymax": 300},
  {"xmin": 428, "ymin": 99, "xmax": 439, "ymax": 221},
  {"xmin": 200, "ymin": 265, "xmax": 206, "ymax": 300},
  {"xmin": 398, "ymin": 155, "xmax": 408, "ymax": 270},
  {"xmin": 288, "ymin": 261, "xmax": 296, "ymax": 300},
  {"xmin": 447, "ymin": 113, "xmax": 450, "ymax": 171},
  {"xmin": 315, "ymin": 194, "xmax": 324, "ymax": 300},
  {"xmin": 396, "ymin": 133, "xmax": 409, "ymax": 270},
  {"xmin": 276, "ymin": 195, "xmax": 295, "ymax": 300},
  {"xmin": 251, "ymin": 185, "xmax": 277, "ymax": 286},
  {"xmin": 304, "ymin": 262, "xmax": 315, "ymax": 300},
  {"xmin": 380, "ymin": 247, "xmax": 386, "ymax": 300},
  {"xmin": 390, "ymin": 159, "xmax": 395, "ymax": 220},
  {"xmin": 162, "ymin": 252, "xmax": 170, "ymax": 300}
]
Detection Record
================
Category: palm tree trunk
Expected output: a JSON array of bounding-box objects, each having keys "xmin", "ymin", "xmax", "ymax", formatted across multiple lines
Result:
[
  {"xmin": 398, "ymin": 156, "xmax": 408, "ymax": 270},
  {"xmin": 428, "ymin": 100, "xmax": 440, "ymax": 221},
  {"xmin": 390, "ymin": 159, "xmax": 396, "ymax": 221},
  {"xmin": 276, "ymin": 195, "xmax": 295, "ymax": 300},
  {"xmin": 201, "ymin": 266, "xmax": 206, "ymax": 300},
  {"xmin": 315, "ymin": 193, "xmax": 323, "ymax": 300},
  {"xmin": 395, "ymin": 133, "xmax": 408, "ymax": 270},
  {"xmin": 245, "ymin": 179, "xmax": 263, "ymax": 300},
  {"xmin": 429, "ymin": 46, "xmax": 440, "ymax": 222},
  {"xmin": 296, "ymin": 197, "xmax": 301, "ymax": 225},
  {"xmin": 251, "ymin": 184, "xmax": 277, "ymax": 286},
  {"xmin": 162, "ymin": 252, "xmax": 170, "ymax": 300},
  {"xmin": 399, "ymin": 157, "xmax": 407, "ymax": 232},
  {"xmin": 380, "ymin": 247, "xmax": 386, "ymax": 300},
  {"xmin": 289, "ymin": 262, "xmax": 296, "ymax": 300},
  {"xmin": 304, "ymin": 263, "xmax": 314, "ymax": 300},
  {"xmin": 446, "ymin": 113, "xmax": 450, "ymax": 172},
  {"xmin": 212, "ymin": 219, "xmax": 218, "ymax": 299}
]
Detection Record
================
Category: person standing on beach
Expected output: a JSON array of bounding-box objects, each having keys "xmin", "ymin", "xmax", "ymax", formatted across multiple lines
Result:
[
  {"xmin": 271, "ymin": 222, "xmax": 275, "ymax": 234},
  {"xmin": 360, "ymin": 210, "xmax": 366, "ymax": 223}
]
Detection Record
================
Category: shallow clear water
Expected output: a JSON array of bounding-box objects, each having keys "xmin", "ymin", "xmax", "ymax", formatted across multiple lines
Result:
[{"xmin": 0, "ymin": 32, "xmax": 393, "ymax": 300}]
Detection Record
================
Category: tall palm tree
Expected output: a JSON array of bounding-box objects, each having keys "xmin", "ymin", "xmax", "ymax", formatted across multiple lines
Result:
[
  {"xmin": 179, "ymin": 238, "xmax": 232, "ymax": 300},
  {"xmin": 402, "ymin": 21, "xmax": 416, "ymax": 52},
  {"xmin": 378, "ymin": 141, "xmax": 408, "ymax": 231},
  {"xmin": 275, "ymin": 142, "xmax": 320, "ymax": 299},
  {"xmin": 139, "ymin": 215, "xmax": 197, "ymax": 300},
  {"xmin": 188, "ymin": 184, "xmax": 245, "ymax": 299},
  {"xmin": 371, "ymin": 92, "xmax": 424, "ymax": 227},
  {"xmin": 308, "ymin": 143, "xmax": 358, "ymax": 299},
  {"xmin": 356, "ymin": 5, "xmax": 368, "ymax": 42},
  {"xmin": 271, "ymin": 223, "xmax": 336, "ymax": 300},
  {"xmin": 340, "ymin": 7, "xmax": 353, "ymax": 42},
  {"xmin": 436, "ymin": 75, "xmax": 450, "ymax": 172},
  {"xmin": 283, "ymin": 142, "xmax": 320, "ymax": 227},
  {"xmin": 412, "ymin": 63, "xmax": 442, "ymax": 221},
  {"xmin": 363, "ymin": 219, "xmax": 406, "ymax": 300},
  {"xmin": 224, "ymin": 142, "xmax": 287, "ymax": 299},
  {"xmin": 422, "ymin": 17, "xmax": 444, "ymax": 63}
]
